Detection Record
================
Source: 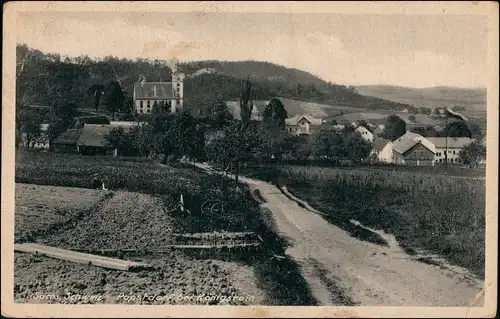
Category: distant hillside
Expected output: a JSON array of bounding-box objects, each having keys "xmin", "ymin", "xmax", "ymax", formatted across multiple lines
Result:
[
  {"xmin": 355, "ymin": 85, "xmax": 487, "ymax": 113},
  {"xmin": 179, "ymin": 60, "xmax": 334, "ymax": 92},
  {"xmin": 16, "ymin": 44, "xmax": 417, "ymax": 115}
]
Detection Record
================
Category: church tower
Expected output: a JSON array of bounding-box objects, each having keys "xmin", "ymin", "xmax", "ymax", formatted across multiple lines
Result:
[{"xmin": 171, "ymin": 71, "xmax": 185, "ymax": 113}]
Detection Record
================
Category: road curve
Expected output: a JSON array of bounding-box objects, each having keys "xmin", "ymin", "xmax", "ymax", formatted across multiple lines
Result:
[{"xmin": 195, "ymin": 163, "xmax": 484, "ymax": 306}]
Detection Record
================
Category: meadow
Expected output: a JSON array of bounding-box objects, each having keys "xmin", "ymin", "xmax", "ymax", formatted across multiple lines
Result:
[
  {"xmin": 243, "ymin": 164, "xmax": 486, "ymax": 278},
  {"xmin": 14, "ymin": 150, "xmax": 317, "ymax": 305}
]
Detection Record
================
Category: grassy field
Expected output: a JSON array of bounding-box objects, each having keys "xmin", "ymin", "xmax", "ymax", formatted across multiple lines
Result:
[
  {"xmin": 227, "ymin": 98, "xmax": 368, "ymax": 121},
  {"xmin": 242, "ymin": 164, "xmax": 485, "ymax": 278},
  {"xmin": 14, "ymin": 150, "xmax": 316, "ymax": 305},
  {"xmin": 355, "ymin": 85, "xmax": 487, "ymax": 111}
]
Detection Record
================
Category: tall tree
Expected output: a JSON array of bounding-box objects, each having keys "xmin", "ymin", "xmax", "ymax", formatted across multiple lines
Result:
[
  {"xmin": 46, "ymin": 112, "xmax": 67, "ymax": 150},
  {"xmin": 18, "ymin": 109, "xmax": 43, "ymax": 149},
  {"xmin": 88, "ymin": 84, "xmax": 105, "ymax": 111},
  {"xmin": 207, "ymin": 99, "xmax": 233, "ymax": 128},
  {"xmin": 102, "ymin": 81, "xmax": 125, "ymax": 120},
  {"xmin": 458, "ymin": 141, "xmax": 486, "ymax": 168},
  {"xmin": 256, "ymin": 123, "xmax": 289, "ymax": 161},
  {"xmin": 53, "ymin": 101, "xmax": 78, "ymax": 127},
  {"xmin": 234, "ymin": 76, "xmax": 255, "ymax": 182},
  {"xmin": 262, "ymin": 97, "xmax": 288, "ymax": 129},
  {"xmin": 344, "ymin": 133, "xmax": 372, "ymax": 163},
  {"xmin": 382, "ymin": 115, "xmax": 407, "ymax": 141},
  {"xmin": 239, "ymin": 77, "xmax": 253, "ymax": 131},
  {"xmin": 467, "ymin": 121, "xmax": 483, "ymax": 139},
  {"xmin": 443, "ymin": 121, "xmax": 472, "ymax": 138}
]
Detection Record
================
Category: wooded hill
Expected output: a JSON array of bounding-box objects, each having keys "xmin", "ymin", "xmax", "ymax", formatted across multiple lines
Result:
[{"xmin": 16, "ymin": 44, "xmax": 415, "ymax": 114}]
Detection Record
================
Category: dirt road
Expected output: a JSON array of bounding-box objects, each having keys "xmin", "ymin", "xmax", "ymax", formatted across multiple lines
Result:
[{"xmin": 196, "ymin": 163, "xmax": 484, "ymax": 306}]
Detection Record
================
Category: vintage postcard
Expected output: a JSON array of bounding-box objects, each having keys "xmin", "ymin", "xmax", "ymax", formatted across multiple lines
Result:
[{"xmin": 2, "ymin": 1, "xmax": 498, "ymax": 318}]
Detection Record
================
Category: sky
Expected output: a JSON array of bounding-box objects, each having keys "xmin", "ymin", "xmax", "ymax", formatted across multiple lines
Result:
[{"xmin": 16, "ymin": 11, "xmax": 488, "ymax": 88}]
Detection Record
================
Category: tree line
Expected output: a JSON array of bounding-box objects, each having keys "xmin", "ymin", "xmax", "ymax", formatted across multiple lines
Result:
[
  {"xmin": 16, "ymin": 43, "xmax": 418, "ymax": 116},
  {"xmin": 102, "ymin": 84, "xmax": 377, "ymax": 182}
]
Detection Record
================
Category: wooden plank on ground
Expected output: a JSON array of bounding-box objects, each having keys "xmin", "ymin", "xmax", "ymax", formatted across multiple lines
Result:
[
  {"xmin": 14, "ymin": 243, "xmax": 153, "ymax": 271},
  {"xmin": 173, "ymin": 232, "xmax": 255, "ymax": 238},
  {"xmin": 69, "ymin": 242, "xmax": 262, "ymax": 253}
]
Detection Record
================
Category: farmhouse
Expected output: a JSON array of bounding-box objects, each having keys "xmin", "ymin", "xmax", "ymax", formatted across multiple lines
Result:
[
  {"xmin": 285, "ymin": 114, "xmax": 323, "ymax": 136},
  {"xmin": 427, "ymin": 137, "xmax": 474, "ymax": 164},
  {"xmin": 76, "ymin": 124, "xmax": 117, "ymax": 156},
  {"xmin": 371, "ymin": 138, "xmax": 393, "ymax": 163},
  {"xmin": 53, "ymin": 121, "xmax": 139, "ymax": 155},
  {"xmin": 355, "ymin": 126, "xmax": 374, "ymax": 143},
  {"xmin": 133, "ymin": 71, "xmax": 185, "ymax": 115},
  {"xmin": 392, "ymin": 132, "xmax": 436, "ymax": 166},
  {"xmin": 53, "ymin": 128, "xmax": 83, "ymax": 153}
]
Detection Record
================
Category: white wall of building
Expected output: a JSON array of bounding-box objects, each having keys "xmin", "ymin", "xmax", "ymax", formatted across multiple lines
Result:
[
  {"xmin": 377, "ymin": 143, "xmax": 393, "ymax": 163},
  {"xmin": 135, "ymin": 99, "xmax": 175, "ymax": 114},
  {"xmin": 356, "ymin": 126, "xmax": 374, "ymax": 143},
  {"xmin": 434, "ymin": 147, "xmax": 462, "ymax": 164}
]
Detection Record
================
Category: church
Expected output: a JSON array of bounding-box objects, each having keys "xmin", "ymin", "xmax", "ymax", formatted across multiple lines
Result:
[{"xmin": 132, "ymin": 71, "xmax": 185, "ymax": 114}]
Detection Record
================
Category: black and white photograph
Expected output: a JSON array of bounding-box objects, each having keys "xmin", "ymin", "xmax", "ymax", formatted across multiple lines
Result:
[{"xmin": 2, "ymin": 1, "xmax": 498, "ymax": 318}]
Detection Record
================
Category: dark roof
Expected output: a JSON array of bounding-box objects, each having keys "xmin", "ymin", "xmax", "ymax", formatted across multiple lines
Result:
[
  {"xmin": 77, "ymin": 124, "xmax": 113, "ymax": 148},
  {"xmin": 134, "ymin": 82, "xmax": 173, "ymax": 99},
  {"xmin": 285, "ymin": 114, "xmax": 323, "ymax": 126},
  {"xmin": 77, "ymin": 124, "xmax": 135, "ymax": 148},
  {"xmin": 426, "ymin": 137, "xmax": 474, "ymax": 149},
  {"xmin": 372, "ymin": 138, "xmax": 391, "ymax": 152},
  {"xmin": 53, "ymin": 129, "xmax": 83, "ymax": 145}
]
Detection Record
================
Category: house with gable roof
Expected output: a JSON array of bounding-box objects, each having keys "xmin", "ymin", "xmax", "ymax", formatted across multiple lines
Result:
[
  {"xmin": 392, "ymin": 132, "xmax": 436, "ymax": 166},
  {"xmin": 355, "ymin": 125, "xmax": 374, "ymax": 143},
  {"xmin": 370, "ymin": 138, "xmax": 393, "ymax": 163},
  {"xmin": 285, "ymin": 114, "xmax": 323, "ymax": 136}
]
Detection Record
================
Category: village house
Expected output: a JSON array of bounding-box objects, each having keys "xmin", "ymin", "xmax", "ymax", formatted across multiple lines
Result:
[
  {"xmin": 76, "ymin": 124, "xmax": 118, "ymax": 156},
  {"xmin": 392, "ymin": 132, "xmax": 436, "ymax": 166},
  {"xmin": 426, "ymin": 137, "xmax": 474, "ymax": 165},
  {"xmin": 53, "ymin": 121, "xmax": 139, "ymax": 155},
  {"xmin": 285, "ymin": 114, "xmax": 323, "ymax": 136},
  {"xmin": 355, "ymin": 126, "xmax": 374, "ymax": 143},
  {"xmin": 370, "ymin": 138, "xmax": 393, "ymax": 163},
  {"xmin": 53, "ymin": 128, "xmax": 83, "ymax": 153},
  {"xmin": 133, "ymin": 71, "xmax": 185, "ymax": 115},
  {"xmin": 372, "ymin": 124, "xmax": 385, "ymax": 138}
]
